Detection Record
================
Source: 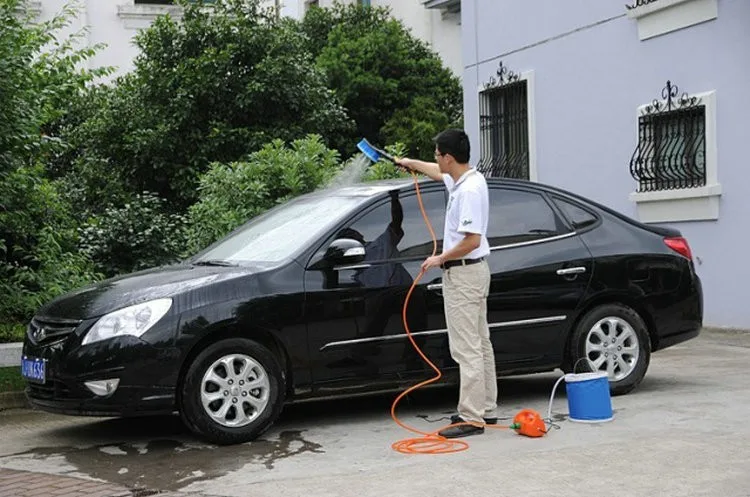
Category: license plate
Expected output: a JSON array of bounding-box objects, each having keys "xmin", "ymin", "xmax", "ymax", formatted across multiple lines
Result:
[{"xmin": 21, "ymin": 356, "xmax": 47, "ymax": 384}]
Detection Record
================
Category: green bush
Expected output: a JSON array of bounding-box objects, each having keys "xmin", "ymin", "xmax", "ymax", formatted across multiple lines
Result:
[
  {"xmin": 0, "ymin": 323, "xmax": 26, "ymax": 344},
  {"xmin": 74, "ymin": 0, "xmax": 353, "ymax": 210},
  {"xmin": 301, "ymin": 3, "xmax": 462, "ymax": 158},
  {"xmin": 185, "ymin": 135, "xmax": 341, "ymax": 254},
  {"xmin": 78, "ymin": 192, "xmax": 188, "ymax": 277},
  {"xmin": 0, "ymin": 227, "xmax": 102, "ymax": 322}
]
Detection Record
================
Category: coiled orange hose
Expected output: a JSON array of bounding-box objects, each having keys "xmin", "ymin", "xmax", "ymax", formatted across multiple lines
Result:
[{"xmin": 389, "ymin": 171, "xmax": 510, "ymax": 454}]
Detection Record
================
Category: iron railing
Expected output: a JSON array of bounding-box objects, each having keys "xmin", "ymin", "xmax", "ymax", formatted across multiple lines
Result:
[
  {"xmin": 626, "ymin": 0, "xmax": 660, "ymax": 9},
  {"xmin": 629, "ymin": 81, "xmax": 706, "ymax": 192},
  {"xmin": 477, "ymin": 62, "xmax": 530, "ymax": 180}
]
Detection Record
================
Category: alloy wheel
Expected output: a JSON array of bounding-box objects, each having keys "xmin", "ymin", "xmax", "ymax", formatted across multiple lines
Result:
[
  {"xmin": 200, "ymin": 353, "xmax": 271, "ymax": 428},
  {"xmin": 584, "ymin": 316, "xmax": 640, "ymax": 382}
]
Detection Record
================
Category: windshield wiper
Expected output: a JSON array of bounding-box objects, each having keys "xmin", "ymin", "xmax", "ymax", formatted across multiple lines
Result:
[{"xmin": 193, "ymin": 259, "xmax": 238, "ymax": 267}]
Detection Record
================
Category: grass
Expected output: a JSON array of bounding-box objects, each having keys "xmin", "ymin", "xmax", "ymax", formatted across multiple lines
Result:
[
  {"xmin": 0, "ymin": 367, "xmax": 26, "ymax": 393},
  {"xmin": 0, "ymin": 323, "xmax": 25, "ymax": 344}
]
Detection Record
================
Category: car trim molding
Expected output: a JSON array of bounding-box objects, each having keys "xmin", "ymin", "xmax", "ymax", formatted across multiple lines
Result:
[
  {"xmin": 490, "ymin": 232, "xmax": 577, "ymax": 251},
  {"xmin": 319, "ymin": 315, "xmax": 567, "ymax": 351}
]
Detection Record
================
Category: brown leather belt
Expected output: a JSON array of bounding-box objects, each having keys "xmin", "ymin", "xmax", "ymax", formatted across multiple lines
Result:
[{"xmin": 441, "ymin": 257, "xmax": 484, "ymax": 269}]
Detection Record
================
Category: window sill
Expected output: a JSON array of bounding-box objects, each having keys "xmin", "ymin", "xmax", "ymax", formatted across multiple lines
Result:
[
  {"xmin": 629, "ymin": 183, "xmax": 721, "ymax": 223},
  {"xmin": 117, "ymin": 4, "xmax": 184, "ymax": 29},
  {"xmin": 626, "ymin": 0, "xmax": 717, "ymax": 40}
]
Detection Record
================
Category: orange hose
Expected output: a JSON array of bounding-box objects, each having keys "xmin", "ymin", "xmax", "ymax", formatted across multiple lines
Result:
[{"xmin": 389, "ymin": 172, "xmax": 510, "ymax": 455}]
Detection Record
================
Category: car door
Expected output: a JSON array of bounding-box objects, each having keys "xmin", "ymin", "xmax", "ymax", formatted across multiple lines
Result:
[
  {"xmin": 482, "ymin": 186, "xmax": 594, "ymax": 369},
  {"xmin": 303, "ymin": 187, "xmax": 450, "ymax": 390}
]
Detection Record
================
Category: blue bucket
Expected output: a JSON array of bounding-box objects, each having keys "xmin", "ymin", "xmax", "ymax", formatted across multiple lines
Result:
[{"xmin": 564, "ymin": 371, "xmax": 614, "ymax": 423}]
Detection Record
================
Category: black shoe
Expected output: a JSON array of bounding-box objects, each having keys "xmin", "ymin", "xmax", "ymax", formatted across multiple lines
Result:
[
  {"xmin": 451, "ymin": 414, "xmax": 497, "ymax": 425},
  {"xmin": 439, "ymin": 423, "xmax": 484, "ymax": 439}
]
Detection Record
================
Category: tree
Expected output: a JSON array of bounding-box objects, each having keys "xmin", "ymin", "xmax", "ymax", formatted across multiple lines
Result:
[
  {"xmin": 0, "ymin": 0, "xmax": 106, "ymax": 324},
  {"xmin": 300, "ymin": 2, "xmax": 463, "ymax": 159},
  {"xmin": 77, "ymin": 0, "xmax": 354, "ymax": 209}
]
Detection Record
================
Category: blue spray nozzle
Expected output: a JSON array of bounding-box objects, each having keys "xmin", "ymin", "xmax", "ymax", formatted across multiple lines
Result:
[{"xmin": 357, "ymin": 138, "xmax": 395, "ymax": 164}]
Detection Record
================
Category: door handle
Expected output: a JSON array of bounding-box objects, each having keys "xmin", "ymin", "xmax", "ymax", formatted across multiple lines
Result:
[
  {"xmin": 427, "ymin": 283, "xmax": 443, "ymax": 291},
  {"xmin": 556, "ymin": 267, "xmax": 586, "ymax": 276}
]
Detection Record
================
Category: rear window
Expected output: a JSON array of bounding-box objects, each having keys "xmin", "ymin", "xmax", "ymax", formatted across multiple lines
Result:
[{"xmin": 552, "ymin": 197, "xmax": 598, "ymax": 229}]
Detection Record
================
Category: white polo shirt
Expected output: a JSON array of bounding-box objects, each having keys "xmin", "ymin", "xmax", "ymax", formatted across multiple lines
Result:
[{"xmin": 442, "ymin": 168, "xmax": 491, "ymax": 260}]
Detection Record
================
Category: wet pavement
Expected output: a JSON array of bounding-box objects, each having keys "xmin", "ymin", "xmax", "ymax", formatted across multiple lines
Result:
[{"xmin": 1, "ymin": 328, "xmax": 749, "ymax": 497}]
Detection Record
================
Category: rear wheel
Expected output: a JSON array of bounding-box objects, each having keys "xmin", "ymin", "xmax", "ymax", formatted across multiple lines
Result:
[
  {"xmin": 179, "ymin": 338, "xmax": 285, "ymax": 445},
  {"xmin": 568, "ymin": 304, "xmax": 651, "ymax": 395}
]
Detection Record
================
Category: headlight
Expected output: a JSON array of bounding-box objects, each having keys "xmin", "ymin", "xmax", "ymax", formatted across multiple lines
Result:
[{"xmin": 82, "ymin": 299, "xmax": 172, "ymax": 346}]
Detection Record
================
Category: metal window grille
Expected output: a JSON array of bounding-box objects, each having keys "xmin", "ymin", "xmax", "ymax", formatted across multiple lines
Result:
[
  {"xmin": 629, "ymin": 81, "xmax": 706, "ymax": 192},
  {"xmin": 626, "ymin": 0, "xmax": 660, "ymax": 9},
  {"xmin": 477, "ymin": 62, "xmax": 530, "ymax": 180}
]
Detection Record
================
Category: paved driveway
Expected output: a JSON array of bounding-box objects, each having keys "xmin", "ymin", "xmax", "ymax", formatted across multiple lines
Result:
[{"xmin": 1, "ymin": 328, "xmax": 748, "ymax": 497}]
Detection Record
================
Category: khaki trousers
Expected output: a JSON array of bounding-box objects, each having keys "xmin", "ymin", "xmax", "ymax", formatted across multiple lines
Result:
[{"xmin": 442, "ymin": 259, "xmax": 498, "ymax": 424}]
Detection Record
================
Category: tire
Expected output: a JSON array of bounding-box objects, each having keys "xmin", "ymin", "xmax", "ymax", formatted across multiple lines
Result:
[
  {"xmin": 179, "ymin": 338, "xmax": 285, "ymax": 445},
  {"xmin": 568, "ymin": 304, "xmax": 651, "ymax": 396}
]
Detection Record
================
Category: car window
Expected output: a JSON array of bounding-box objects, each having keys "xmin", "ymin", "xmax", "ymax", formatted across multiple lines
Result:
[
  {"xmin": 337, "ymin": 190, "xmax": 446, "ymax": 260},
  {"xmin": 487, "ymin": 188, "xmax": 566, "ymax": 247},
  {"xmin": 194, "ymin": 195, "xmax": 365, "ymax": 263},
  {"xmin": 552, "ymin": 196, "xmax": 598, "ymax": 229}
]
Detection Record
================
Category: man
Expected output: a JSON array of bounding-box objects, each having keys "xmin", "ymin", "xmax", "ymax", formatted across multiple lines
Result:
[{"xmin": 395, "ymin": 129, "xmax": 497, "ymax": 439}]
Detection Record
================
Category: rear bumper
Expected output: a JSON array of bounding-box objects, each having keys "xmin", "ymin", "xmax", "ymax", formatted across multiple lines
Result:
[
  {"xmin": 652, "ymin": 269, "xmax": 703, "ymax": 352},
  {"xmin": 654, "ymin": 327, "xmax": 701, "ymax": 351}
]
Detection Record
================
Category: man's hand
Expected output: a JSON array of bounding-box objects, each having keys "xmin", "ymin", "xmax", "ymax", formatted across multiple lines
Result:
[
  {"xmin": 421, "ymin": 254, "xmax": 444, "ymax": 272},
  {"xmin": 394, "ymin": 157, "xmax": 413, "ymax": 171}
]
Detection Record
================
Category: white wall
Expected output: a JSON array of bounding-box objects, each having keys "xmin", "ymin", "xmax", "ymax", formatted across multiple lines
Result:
[{"xmin": 29, "ymin": 0, "xmax": 315, "ymax": 81}]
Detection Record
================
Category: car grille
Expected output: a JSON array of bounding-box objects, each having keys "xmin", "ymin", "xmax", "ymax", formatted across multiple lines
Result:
[
  {"xmin": 27, "ymin": 317, "xmax": 82, "ymax": 346},
  {"xmin": 26, "ymin": 379, "xmax": 73, "ymax": 400}
]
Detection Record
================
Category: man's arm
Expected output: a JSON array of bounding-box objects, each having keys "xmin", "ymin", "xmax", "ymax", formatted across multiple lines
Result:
[
  {"xmin": 394, "ymin": 158, "xmax": 443, "ymax": 182},
  {"xmin": 421, "ymin": 234, "xmax": 481, "ymax": 271},
  {"xmin": 440, "ymin": 234, "xmax": 481, "ymax": 262}
]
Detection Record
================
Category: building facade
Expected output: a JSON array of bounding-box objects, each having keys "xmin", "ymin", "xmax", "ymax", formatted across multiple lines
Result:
[
  {"xmin": 21, "ymin": 0, "xmax": 461, "ymax": 81},
  {"xmin": 460, "ymin": 0, "xmax": 749, "ymax": 329}
]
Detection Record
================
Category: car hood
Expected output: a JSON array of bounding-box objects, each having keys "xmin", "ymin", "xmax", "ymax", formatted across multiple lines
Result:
[{"xmin": 36, "ymin": 263, "xmax": 258, "ymax": 321}]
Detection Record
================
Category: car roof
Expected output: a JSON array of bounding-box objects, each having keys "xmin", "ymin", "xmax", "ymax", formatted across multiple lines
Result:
[{"xmin": 317, "ymin": 176, "xmax": 568, "ymax": 198}]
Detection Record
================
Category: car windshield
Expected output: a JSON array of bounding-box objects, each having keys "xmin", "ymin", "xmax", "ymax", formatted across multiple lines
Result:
[{"xmin": 192, "ymin": 194, "xmax": 365, "ymax": 264}]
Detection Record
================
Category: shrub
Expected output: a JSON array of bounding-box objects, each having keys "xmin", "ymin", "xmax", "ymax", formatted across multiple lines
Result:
[
  {"xmin": 185, "ymin": 135, "xmax": 341, "ymax": 254},
  {"xmin": 78, "ymin": 192, "xmax": 188, "ymax": 277}
]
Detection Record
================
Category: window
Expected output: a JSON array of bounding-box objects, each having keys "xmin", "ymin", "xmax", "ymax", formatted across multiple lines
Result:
[
  {"xmin": 477, "ymin": 62, "xmax": 530, "ymax": 180},
  {"xmin": 629, "ymin": 84, "xmax": 706, "ymax": 193},
  {"xmin": 358, "ymin": 0, "xmax": 371, "ymax": 6},
  {"xmin": 487, "ymin": 189, "xmax": 566, "ymax": 247},
  {"xmin": 551, "ymin": 197, "xmax": 598, "ymax": 230},
  {"xmin": 627, "ymin": 80, "xmax": 720, "ymax": 223},
  {"xmin": 194, "ymin": 195, "xmax": 364, "ymax": 264},
  {"xmin": 626, "ymin": 0, "xmax": 718, "ymax": 41},
  {"xmin": 338, "ymin": 191, "xmax": 446, "ymax": 260}
]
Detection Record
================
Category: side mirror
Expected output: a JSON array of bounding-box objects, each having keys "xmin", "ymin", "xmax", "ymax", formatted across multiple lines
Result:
[
  {"xmin": 307, "ymin": 238, "xmax": 366, "ymax": 271},
  {"xmin": 326, "ymin": 238, "xmax": 365, "ymax": 264}
]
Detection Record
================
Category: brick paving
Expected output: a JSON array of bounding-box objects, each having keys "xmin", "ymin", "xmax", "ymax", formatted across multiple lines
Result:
[{"xmin": 0, "ymin": 468, "xmax": 135, "ymax": 497}]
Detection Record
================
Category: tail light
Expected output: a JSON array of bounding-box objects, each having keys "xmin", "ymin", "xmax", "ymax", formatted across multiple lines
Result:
[{"xmin": 664, "ymin": 236, "xmax": 692, "ymax": 260}]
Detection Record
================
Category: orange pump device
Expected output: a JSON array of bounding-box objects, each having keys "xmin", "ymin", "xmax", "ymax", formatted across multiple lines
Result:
[{"xmin": 510, "ymin": 409, "xmax": 548, "ymax": 438}]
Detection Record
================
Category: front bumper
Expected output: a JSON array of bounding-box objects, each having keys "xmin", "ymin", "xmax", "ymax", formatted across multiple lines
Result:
[{"xmin": 23, "ymin": 329, "xmax": 180, "ymax": 417}]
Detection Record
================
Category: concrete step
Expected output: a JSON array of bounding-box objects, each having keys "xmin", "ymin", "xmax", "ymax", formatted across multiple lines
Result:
[{"xmin": 0, "ymin": 343, "xmax": 22, "ymax": 368}]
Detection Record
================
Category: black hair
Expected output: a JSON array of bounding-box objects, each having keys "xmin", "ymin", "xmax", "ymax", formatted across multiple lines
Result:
[{"xmin": 434, "ymin": 128, "xmax": 470, "ymax": 163}]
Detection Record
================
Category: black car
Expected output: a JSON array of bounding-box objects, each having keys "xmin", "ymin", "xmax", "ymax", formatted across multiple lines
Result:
[{"xmin": 21, "ymin": 177, "xmax": 703, "ymax": 444}]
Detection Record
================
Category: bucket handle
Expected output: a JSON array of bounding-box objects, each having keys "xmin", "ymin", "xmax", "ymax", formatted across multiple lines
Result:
[{"xmin": 572, "ymin": 357, "xmax": 590, "ymax": 374}]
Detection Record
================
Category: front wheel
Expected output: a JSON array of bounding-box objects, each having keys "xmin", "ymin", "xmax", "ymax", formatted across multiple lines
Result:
[
  {"xmin": 179, "ymin": 338, "xmax": 285, "ymax": 445},
  {"xmin": 568, "ymin": 304, "xmax": 651, "ymax": 396}
]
